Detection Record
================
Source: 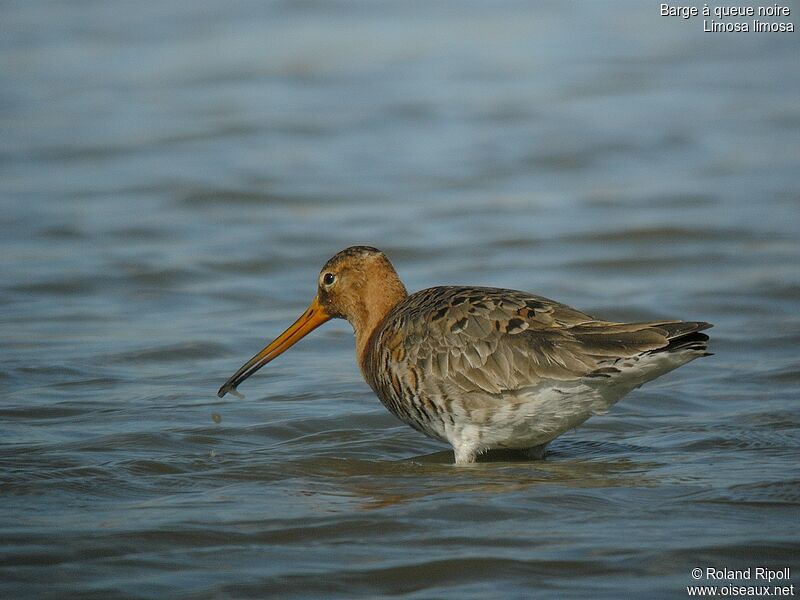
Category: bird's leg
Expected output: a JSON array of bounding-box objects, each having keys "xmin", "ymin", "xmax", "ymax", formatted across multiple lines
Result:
[
  {"xmin": 452, "ymin": 441, "xmax": 480, "ymax": 465},
  {"xmin": 524, "ymin": 443, "xmax": 548, "ymax": 461}
]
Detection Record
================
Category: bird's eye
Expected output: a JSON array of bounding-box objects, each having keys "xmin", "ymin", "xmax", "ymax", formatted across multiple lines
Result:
[{"xmin": 323, "ymin": 272, "xmax": 336, "ymax": 286}]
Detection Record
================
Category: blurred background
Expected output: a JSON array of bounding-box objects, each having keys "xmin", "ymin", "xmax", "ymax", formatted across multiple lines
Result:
[{"xmin": 1, "ymin": 1, "xmax": 799, "ymax": 598}]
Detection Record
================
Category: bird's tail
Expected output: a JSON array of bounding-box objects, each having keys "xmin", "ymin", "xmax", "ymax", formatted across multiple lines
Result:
[{"xmin": 653, "ymin": 321, "xmax": 713, "ymax": 356}]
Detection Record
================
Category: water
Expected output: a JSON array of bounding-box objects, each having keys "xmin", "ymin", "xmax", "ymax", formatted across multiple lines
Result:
[{"xmin": 2, "ymin": 1, "xmax": 799, "ymax": 597}]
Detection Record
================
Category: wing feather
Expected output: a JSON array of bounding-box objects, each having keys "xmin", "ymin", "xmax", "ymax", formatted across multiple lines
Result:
[{"xmin": 375, "ymin": 286, "xmax": 710, "ymax": 396}]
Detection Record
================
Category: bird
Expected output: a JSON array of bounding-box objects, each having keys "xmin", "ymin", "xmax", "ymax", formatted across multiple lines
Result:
[{"xmin": 218, "ymin": 246, "xmax": 711, "ymax": 464}]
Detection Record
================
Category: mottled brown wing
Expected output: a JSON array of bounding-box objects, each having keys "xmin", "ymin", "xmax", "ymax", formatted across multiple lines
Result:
[{"xmin": 381, "ymin": 286, "xmax": 702, "ymax": 395}]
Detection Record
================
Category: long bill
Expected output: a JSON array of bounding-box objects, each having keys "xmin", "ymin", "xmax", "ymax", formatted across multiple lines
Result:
[{"xmin": 217, "ymin": 297, "xmax": 332, "ymax": 398}]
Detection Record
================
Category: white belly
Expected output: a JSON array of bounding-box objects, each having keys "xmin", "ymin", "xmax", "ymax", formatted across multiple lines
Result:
[{"xmin": 437, "ymin": 347, "xmax": 702, "ymax": 460}]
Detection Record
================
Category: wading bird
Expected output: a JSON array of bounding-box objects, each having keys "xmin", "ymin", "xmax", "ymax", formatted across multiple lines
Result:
[{"xmin": 219, "ymin": 246, "xmax": 711, "ymax": 464}]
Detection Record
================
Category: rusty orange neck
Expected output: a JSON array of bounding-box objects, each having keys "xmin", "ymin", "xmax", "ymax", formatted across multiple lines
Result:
[{"xmin": 351, "ymin": 275, "xmax": 407, "ymax": 370}]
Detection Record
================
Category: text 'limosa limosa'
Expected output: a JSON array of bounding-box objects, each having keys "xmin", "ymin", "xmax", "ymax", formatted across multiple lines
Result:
[{"xmin": 218, "ymin": 246, "xmax": 712, "ymax": 464}]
